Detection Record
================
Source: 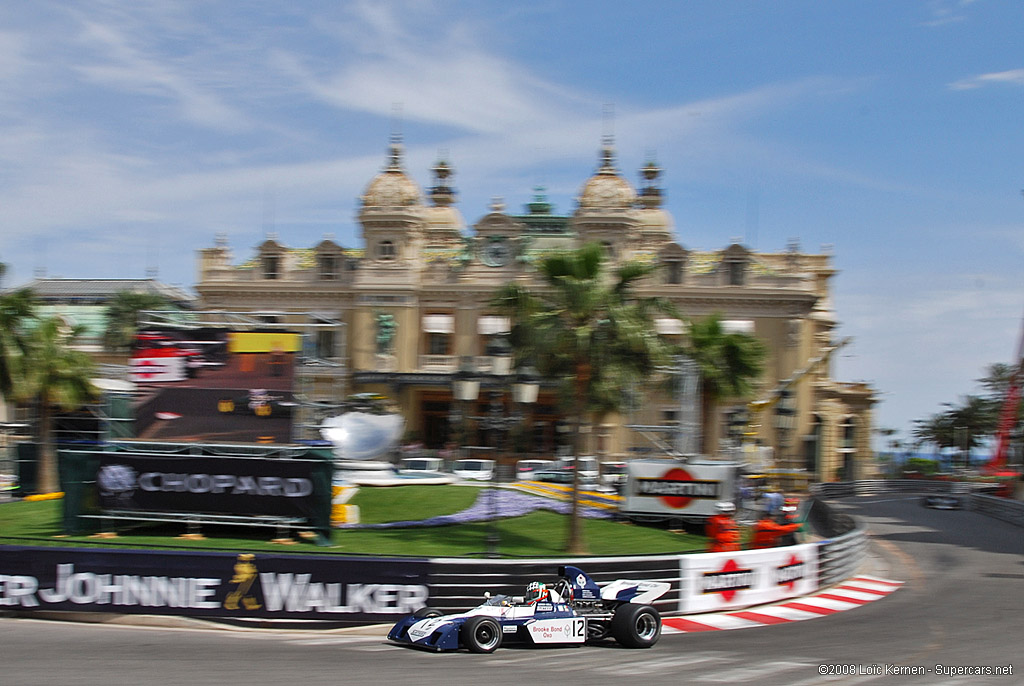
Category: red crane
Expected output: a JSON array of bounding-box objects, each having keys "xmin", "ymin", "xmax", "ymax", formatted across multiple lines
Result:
[{"xmin": 985, "ymin": 313, "xmax": 1024, "ymax": 479}]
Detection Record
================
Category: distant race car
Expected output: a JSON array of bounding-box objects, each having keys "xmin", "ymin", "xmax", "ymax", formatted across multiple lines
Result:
[
  {"xmin": 388, "ymin": 565, "xmax": 667, "ymax": 653},
  {"xmin": 922, "ymin": 494, "xmax": 963, "ymax": 510},
  {"xmin": 217, "ymin": 389, "xmax": 297, "ymax": 417}
]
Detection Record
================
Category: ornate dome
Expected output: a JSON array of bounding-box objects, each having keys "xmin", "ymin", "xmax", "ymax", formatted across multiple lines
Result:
[
  {"xmin": 577, "ymin": 142, "xmax": 637, "ymax": 209},
  {"xmin": 361, "ymin": 139, "xmax": 422, "ymax": 208}
]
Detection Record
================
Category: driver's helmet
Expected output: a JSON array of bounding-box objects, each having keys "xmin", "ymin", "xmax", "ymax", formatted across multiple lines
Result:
[
  {"xmin": 715, "ymin": 501, "xmax": 736, "ymax": 515},
  {"xmin": 525, "ymin": 581, "xmax": 549, "ymax": 604}
]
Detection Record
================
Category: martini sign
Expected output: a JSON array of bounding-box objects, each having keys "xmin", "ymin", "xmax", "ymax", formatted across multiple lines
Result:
[{"xmin": 620, "ymin": 460, "xmax": 738, "ymax": 519}]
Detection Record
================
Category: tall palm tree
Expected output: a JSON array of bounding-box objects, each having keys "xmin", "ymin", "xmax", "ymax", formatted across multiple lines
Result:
[
  {"xmin": 0, "ymin": 287, "xmax": 36, "ymax": 398},
  {"xmin": 494, "ymin": 242, "xmax": 676, "ymax": 554},
  {"xmin": 103, "ymin": 290, "xmax": 171, "ymax": 353},
  {"xmin": 684, "ymin": 313, "xmax": 766, "ymax": 454},
  {"xmin": 20, "ymin": 317, "xmax": 97, "ymax": 494}
]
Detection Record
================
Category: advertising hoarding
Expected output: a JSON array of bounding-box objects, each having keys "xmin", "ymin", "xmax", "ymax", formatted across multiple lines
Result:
[
  {"xmin": 129, "ymin": 327, "xmax": 299, "ymax": 444},
  {"xmin": 678, "ymin": 544, "xmax": 819, "ymax": 613},
  {"xmin": 620, "ymin": 460, "xmax": 740, "ymax": 520},
  {"xmin": 0, "ymin": 546, "xmax": 430, "ymax": 624}
]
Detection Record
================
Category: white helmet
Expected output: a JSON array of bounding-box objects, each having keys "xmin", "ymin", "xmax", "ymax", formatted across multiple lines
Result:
[{"xmin": 715, "ymin": 501, "xmax": 736, "ymax": 514}]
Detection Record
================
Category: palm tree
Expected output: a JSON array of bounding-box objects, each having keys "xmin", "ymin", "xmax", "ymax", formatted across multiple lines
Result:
[
  {"xmin": 684, "ymin": 313, "xmax": 766, "ymax": 454},
  {"xmin": 103, "ymin": 290, "xmax": 171, "ymax": 353},
  {"xmin": 19, "ymin": 317, "xmax": 97, "ymax": 494},
  {"xmin": 494, "ymin": 242, "xmax": 676, "ymax": 554},
  {"xmin": 0, "ymin": 287, "xmax": 36, "ymax": 398}
]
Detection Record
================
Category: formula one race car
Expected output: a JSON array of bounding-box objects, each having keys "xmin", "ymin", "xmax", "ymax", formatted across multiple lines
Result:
[
  {"xmin": 388, "ymin": 566, "xmax": 668, "ymax": 653},
  {"xmin": 921, "ymin": 494, "xmax": 963, "ymax": 510}
]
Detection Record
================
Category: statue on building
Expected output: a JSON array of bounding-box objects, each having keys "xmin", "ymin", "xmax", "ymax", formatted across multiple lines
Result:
[{"xmin": 375, "ymin": 312, "xmax": 397, "ymax": 355}]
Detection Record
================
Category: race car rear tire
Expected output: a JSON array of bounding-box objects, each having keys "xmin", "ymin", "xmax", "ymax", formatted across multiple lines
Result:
[
  {"xmin": 462, "ymin": 616, "xmax": 502, "ymax": 653},
  {"xmin": 610, "ymin": 604, "xmax": 661, "ymax": 648},
  {"xmin": 413, "ymin": 607, "xmax": 443, "ymax": 619}
]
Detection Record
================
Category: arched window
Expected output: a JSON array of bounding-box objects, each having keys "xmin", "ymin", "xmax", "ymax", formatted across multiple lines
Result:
[{"xmin": 377, "ymin": 240, "xmax": 397, "ymax": 261}]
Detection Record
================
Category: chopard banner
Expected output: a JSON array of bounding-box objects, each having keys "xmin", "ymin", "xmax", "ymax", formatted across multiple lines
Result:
[
  {"xmin": 95, "ymin": 452, "xmax": 327, "ymax": 520},
  {"xmin": 0, "ymin": 547, "xmax": 431, "ymax": 623}
]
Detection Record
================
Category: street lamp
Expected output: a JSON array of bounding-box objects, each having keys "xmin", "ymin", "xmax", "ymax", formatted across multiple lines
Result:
[
  {"xmin": 449, "ymin": 344, "xmax": 539, "ymax": 558},
  {"xmin": 774, "ymin": 388, "xmax": 796, "ymax": 477}
]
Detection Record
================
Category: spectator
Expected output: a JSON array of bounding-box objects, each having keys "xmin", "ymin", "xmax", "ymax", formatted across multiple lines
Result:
[
  {"xmin": 777, "ymin": 498, "xmax": 802, "ymax": 546},
  {"xmin": 706, "ymin": 501, "xmax": 741, "ymax": 552},
  {"xmin": 762, "ymin": 489, "xmax": 784, "ymax": 516},
  {"xmin": 750, "ymin": 512, "xmax": 801, "ymax": 549}
]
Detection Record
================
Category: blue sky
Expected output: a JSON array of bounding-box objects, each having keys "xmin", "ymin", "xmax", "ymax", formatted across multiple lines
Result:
[{"xmin": 1, "ymin": 1, "xmax": 1021, "ymax": 445}]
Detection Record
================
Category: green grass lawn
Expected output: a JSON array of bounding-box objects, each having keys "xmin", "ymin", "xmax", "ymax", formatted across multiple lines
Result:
[{"xmin": 0, "ymin": 486, "xmax": 707, "ymax": 558}]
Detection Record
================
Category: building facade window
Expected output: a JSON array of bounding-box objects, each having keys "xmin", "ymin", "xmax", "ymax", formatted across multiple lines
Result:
[
  {"xmin": 262, "ymin": 255, "xmax": 279, "ymax": 280},
  {"xmin": 665, "ymin": 259, "xmax": 683, "ymax": 285},
  {"xmin": 427, "ymin": 332, "xmax": 450, "ymax": 355},
  {"xmin": 377, "ymin": 240, "xmax": 396, "ymax": 261},
  {"xmin": 727, "ymin": 260, "xmax": 745, "ymax": 286},
  {"xmin": 318, "ymin": 254, "xmax": 338, "ymax": 281},
  {"xmin": 316, "ymin": 329, "xmax": 336, "ymax": 359}
]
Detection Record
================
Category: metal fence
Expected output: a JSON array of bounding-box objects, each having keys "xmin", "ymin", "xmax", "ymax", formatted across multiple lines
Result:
[{"xmin": 970, "ymin": 493, "xmax": 1024, "ymax": 528}]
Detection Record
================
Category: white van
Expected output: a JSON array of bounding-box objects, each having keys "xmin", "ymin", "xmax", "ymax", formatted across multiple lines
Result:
[{"xmin": 452, "ymin": 458, "xmax": 496, "ymax": 481}]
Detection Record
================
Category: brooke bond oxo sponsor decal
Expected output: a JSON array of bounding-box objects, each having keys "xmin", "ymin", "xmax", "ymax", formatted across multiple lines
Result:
[
  {"xmin": 634, "ymin": 467, "xmax": 719, "ymax": 508},
  {"xmin": 700, "ymin": 558, "xmax": 754, "ymax": 602}
]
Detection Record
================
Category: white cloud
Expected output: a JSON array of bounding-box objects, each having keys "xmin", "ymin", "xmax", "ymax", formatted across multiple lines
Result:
[
  {"xmin": 72, "ymin": 19, "xmax": 248, "ymax": 131},
  {"xmin": 948, "ymin": 68, "xmax": 1024, "ymax": 90}
]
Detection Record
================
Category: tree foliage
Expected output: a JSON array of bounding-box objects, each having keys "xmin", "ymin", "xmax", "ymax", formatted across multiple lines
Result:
[
  {"xmin": 494, "ymin": 242, "xmax": 676, "ymax": 554},
  {"xmin": 683, "ymin": 313, "xmax": 767, "ymax": 452},
  {"xmin": 0, "ymin": 287, "xmax": 36, "ymax": 397},
  {"xmin": 20, "ymin": 317, "xmax": 97, "ymax": 494},
  {"xmin": 103, "ymin": 290, "xmax": 171, "ymax": 352}
]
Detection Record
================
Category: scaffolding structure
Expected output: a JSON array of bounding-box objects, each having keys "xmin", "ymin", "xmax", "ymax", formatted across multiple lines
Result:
[{"xmin": 626, "ymin": 355, "xmax": 702, "ymax": 459}]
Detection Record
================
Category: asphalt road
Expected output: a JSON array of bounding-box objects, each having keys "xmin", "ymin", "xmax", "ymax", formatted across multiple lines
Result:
[{"xmin": 1, "ymin": 495, "xmax": 1021, "ymax": 686}]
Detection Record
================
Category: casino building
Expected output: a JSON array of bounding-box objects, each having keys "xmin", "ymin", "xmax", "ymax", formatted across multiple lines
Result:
[{"xmin": 195, "ymin": 136, "xmax": 876, "ymax": 483}]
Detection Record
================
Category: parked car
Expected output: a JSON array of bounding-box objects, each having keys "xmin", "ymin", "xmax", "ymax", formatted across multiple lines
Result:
[
  {"xmin": 399, "ymin": 457, "xmax": 445, "ymax": 475},
  {"xmin": 452, "ymin": 458, "xmax": 496, "ymax": 481},
  {"xmin": 388, "ymin": 565, "xmax": 667, "ymax": 653},
  {"xmin": 553, "ymin": 456, "xmax": 600, "ymax": 482},
  {"xmin": 515, "ymin": 459, "xmax": 554, "ymax": 480},
  {"xmin": 600, "ymin": 461, "xmax": 628, "ymax": 488}
]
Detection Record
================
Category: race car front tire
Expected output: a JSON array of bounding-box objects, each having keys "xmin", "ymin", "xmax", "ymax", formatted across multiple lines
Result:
[
  {"xmin": 610, "ymin": 604, "xmax": 661, "ymax": 648},
  {"xmin": 462, "ymin": 616, "xmax": 502, "ymax": 653}
]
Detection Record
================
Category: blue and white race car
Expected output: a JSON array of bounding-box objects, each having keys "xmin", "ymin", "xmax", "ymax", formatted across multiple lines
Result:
[{"xmin": 387, "ymin": 565, "xmax": 668, "ymax": 653}]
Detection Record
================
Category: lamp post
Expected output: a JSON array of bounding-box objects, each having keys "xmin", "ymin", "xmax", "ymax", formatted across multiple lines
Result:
[
  {"xmin": 774, "ymin": 388, "xmax": 796, "ymax": 482},
  {"xmin": 449, "ymin": 342, "xmax": 538, "ymax": 558}
]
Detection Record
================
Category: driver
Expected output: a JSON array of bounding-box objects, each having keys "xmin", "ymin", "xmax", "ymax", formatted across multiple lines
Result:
[{"xmin": 525, "ymin": 581, "xmax": 550, "ymax": 604}]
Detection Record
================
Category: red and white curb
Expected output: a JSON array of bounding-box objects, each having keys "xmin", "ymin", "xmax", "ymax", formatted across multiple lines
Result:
[{"xmin": 662, "ymin": 575, "xmax": 903, "ymax": 633}]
